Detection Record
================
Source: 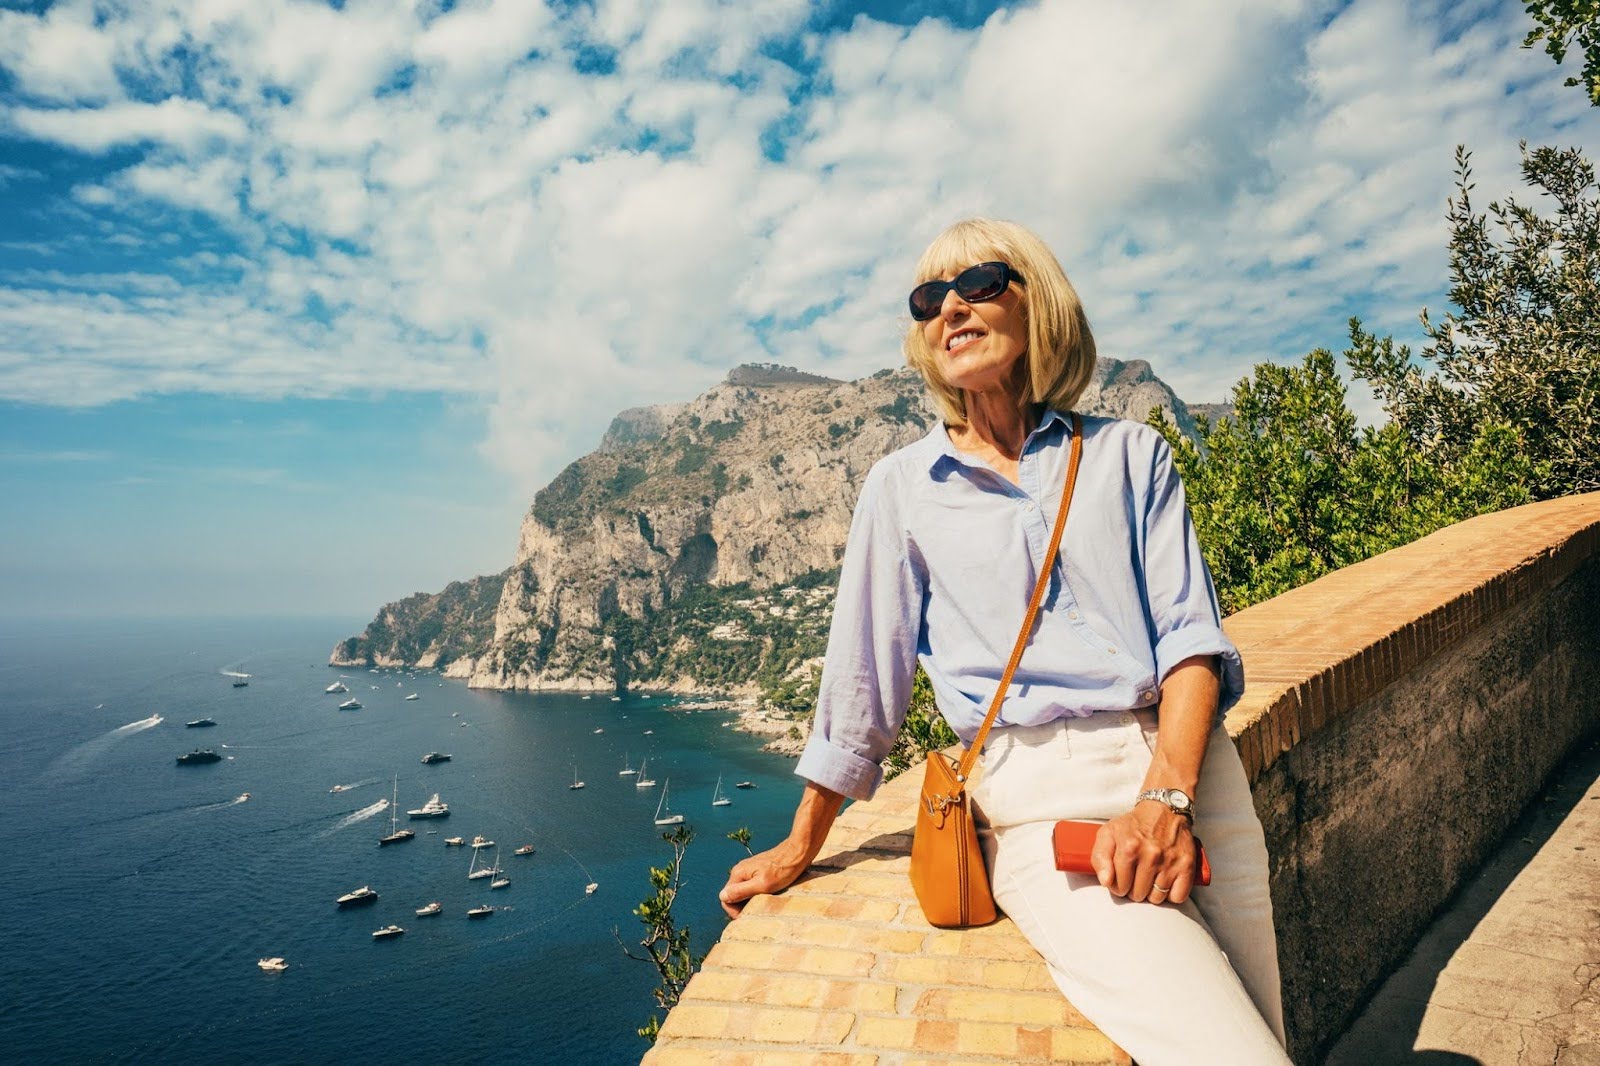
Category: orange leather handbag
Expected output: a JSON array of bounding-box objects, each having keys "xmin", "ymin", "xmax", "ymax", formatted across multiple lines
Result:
[{"xmin": 909, "ymin": 413, "xmax": 1084, "ymax": 928}]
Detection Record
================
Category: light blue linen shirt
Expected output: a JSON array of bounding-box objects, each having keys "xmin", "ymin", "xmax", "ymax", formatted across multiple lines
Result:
[{"xmin": 793, "ymin": 409, "xmax": 1244, "ymax": 801}]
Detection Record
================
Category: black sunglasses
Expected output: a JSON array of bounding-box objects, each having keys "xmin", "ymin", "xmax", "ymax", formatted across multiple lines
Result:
[{"xmin": 908, "ymin": 261, "xmax": 1025, "ymax": 322}]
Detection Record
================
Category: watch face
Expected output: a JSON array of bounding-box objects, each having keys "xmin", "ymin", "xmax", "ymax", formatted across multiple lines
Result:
[{"xmin": 1169, "ymin": 789, "xmax": 1192, "ymax": 811}]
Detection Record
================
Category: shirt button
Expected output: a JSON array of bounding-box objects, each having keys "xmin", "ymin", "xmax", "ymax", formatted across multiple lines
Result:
[
  {"xmin": 1068, "ymin": 611, "xmax": 1080, "ymax": 620},
  {"xmin": 1107, "ymin": 647, "xmax": 1118, "ymax": 655},
  {"xmin": 1024, "ymin": 500, "xmax": 1036, "ymax": 511},
  {"xmin": 1141, "ymin": 690, "xmax": 1156, "ymax": 702}
]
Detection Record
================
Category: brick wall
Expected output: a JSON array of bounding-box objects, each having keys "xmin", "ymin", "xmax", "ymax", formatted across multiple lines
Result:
[{"xmin": 645, "ymin": 493, "xmax": 1600, "ymax": 1064}]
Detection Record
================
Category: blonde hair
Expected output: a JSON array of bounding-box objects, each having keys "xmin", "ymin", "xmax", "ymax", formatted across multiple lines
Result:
[{"xmin": 902, "ymin": 218, "xmax": 1096, "ymax": 426}]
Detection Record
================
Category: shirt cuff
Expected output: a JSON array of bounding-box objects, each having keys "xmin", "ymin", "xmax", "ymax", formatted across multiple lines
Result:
[
  {"xmin": 1153, "ymin": 624, "xmax": 1246, "ymax": 717},
  {"xmin": 795, "ymin": 732, "xmax": 884, "ymax": 801}
]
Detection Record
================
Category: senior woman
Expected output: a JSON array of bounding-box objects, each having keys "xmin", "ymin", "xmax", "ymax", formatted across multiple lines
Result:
[{"xmin": 719, "ymin": 218, "xmax": 1289, "ymax": 1065}]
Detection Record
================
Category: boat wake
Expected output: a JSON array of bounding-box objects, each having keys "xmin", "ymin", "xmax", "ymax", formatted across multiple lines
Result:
[
  {"xmin": 318, "ymin": 799, "xmax": 388, "ymax": 836},
  {"xmin": 44, "ymin": 714, "xmax": 165, "ymax": 778},
  {"xmin": 193, "ymin": 794, "xmax": 251, "ymax": 812}
]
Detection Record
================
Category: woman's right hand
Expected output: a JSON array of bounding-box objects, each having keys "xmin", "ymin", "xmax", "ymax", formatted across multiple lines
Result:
[{"xmin": 719, "ymin": 838, "xmax": 810, "ymax": 919}]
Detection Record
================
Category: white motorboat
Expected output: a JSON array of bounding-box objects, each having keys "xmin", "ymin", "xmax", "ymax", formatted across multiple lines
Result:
[
  {"xmin": 338, "ymin": 698, "xmax": 362, "ymax": 711},
  {"xmin": 325, "ymin": 682, "xmax": 348, "ymax": 694},
  {"xmin": 514, "ymin": 844, "xmax": 535, "ymax": 856},
  {"xmin": 404, "ymin": 693, "xmax": 419, "ymax": 701},
  {"xmin": 470, "ymin": 835, "xmax": 494, "ymax": 849},
  {"xmin": 466, "ymin": 904, "xmax": 495, "ymax": 919},
  {"xmin": 592, "ymin": 728, "xmax": 603, "ymax": 734},
  {"xmin": 372, "ymin": 925, "xmax": 405, "ymax": 940},
  {"xmin": 407, "ymin": 793, "xmax": 450, "ymax": 818},
  {"xmin": 258, "ymin": 957, "xmax": 288, "ymax": 972},
  {"xmin": 444, "ymin": 836, "xmax": 465, "ymax": 846},
  {"xmin": 336, "ymin": 886, "xmax": 378, "ymax": 907},
  {"xmin": 416, "ymin": 901, "xmax": 442, "ymax": 917},
  {"xmin": 585, "ymin": 883, "xmax": 599, "ymax": 895},
  {"xmin": 653, "ymin": 780, "xmax": 685, "ymax": 826}
]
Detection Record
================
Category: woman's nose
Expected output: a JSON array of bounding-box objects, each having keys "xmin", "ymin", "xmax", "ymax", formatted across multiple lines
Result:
[{"xmin": 941, "ymin": 287, "xmax": 969, "ymax": 319}]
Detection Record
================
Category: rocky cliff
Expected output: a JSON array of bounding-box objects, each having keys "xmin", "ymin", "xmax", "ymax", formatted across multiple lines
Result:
[{"xmin": 334, "ymin": 357, "xmax": 1206, "ymax": 695}]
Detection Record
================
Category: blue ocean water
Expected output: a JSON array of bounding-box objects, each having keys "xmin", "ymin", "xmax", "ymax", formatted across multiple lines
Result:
[{"xmin": 0, "ymin": 617, "xmax": 802, "ymax": 1064}]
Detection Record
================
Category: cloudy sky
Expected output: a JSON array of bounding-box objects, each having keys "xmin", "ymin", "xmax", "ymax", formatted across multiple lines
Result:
[{"xmin": 1, "ymin": 0, "xmax": 1594, "ymax": 620}]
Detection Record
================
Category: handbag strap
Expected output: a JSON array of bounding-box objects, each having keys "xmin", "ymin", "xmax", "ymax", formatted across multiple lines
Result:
[{"xmin": 951, "ymin": 411, "xmax": 1084, "ymax": 787}]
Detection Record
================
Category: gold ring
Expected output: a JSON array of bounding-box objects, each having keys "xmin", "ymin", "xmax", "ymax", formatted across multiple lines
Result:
[{"xmin": 1153, "ymin": 881, "xmax": 1171, "ymax": 894}]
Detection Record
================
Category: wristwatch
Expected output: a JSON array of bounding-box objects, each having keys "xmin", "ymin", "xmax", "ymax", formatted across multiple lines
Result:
[{"xmin": 1137, "ymin": 787, "xmax": 1194, "ymax": 821}]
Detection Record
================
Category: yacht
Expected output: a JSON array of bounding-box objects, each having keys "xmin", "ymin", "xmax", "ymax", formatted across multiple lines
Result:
[
  {"xmin": 372, "ymin": 925, "xmax": 405, "ymax": 940},
  {"xmin": 514, "ymin": 844, "xmax": 535, "ymax": 856},
  {"xmin": 258, "ymin": 957, "xmax": 288, "ymax": 972},
  {"xmin": 338, "ymin": 699, "xmax": 362, "ymax": 711},
  {"xmin": 592, "ymin": 728, "xmax": 604, "ymax": 734},
  {"xmin": 735, "ymin": 781, "xmax": 756, "ymax": 790},
  {"xmin": 489, "ymin": 853, "xmax": 510, "ymax": 890},
  {"xmin": 420, "ymin": 752, "xmax": 452, "ymax": 764},
  {"xmin": 185, "ymin": 718, "xmax": 216, "ymax": 728},
  {"xmin": 585, "ymin": 883, "xmax": 599, "ymax": 895},
  {"xmin": 407, "ymin": 793, "xmax": 450, "ymax": 818},
  {"xmin": 329, "ymin": 784, "xmax": 350, "ymax": 794},
  {"xmin": 618, "ymin": 752, "xmax": 637, "ymax": 776},
  {"xmin": 177, "ymin": 749, "xmax": 222, "ymax": 765},
  {"xmin": 653, "ymin": 780, "xmax": 685, "ymax": 826},
  {"xmin": 470, "ymin": 835, "xmax": 494, "ymax": 849},
  {"xmin": 336, "ymin": 886, "xmax": 379, "ymax": 907},
  {"xmin": 711, "ymin": 775, "xmax": 732, "ymax": 807},
  {"xmin": 378, "ymin": 777, "xmax": 414, "ymax": 846},
  {"xmin": 467, "ymin": 849, "xmax": 496, "ymax": 880},
  {"xmin": 415, "ymin": 902, "xmax": 442, "ymax": 917},
  {"xmin": 634, "ymin": 759, "xmax": 655, "ymax": 789},
  {"xmin": 404, "ymin": 693, "xmax": 419, "ymax": 701},
  {"xmin": 569, "ymin": 767, "xmax": 585, "ymax": 791},
  {"xmin": 444, "ymin": 836, "xmax": 465, "ymax": 846},
  {"xmin": 325, "ymin": 681, "xmax": 349, "ymax": 694},
  {"xmin": 466, "ymin": 904, "xmax": 495, "ymax": 919},
  {"xmin": 231, "ymin": 675, "xmax": 249, "ymax": 688}
]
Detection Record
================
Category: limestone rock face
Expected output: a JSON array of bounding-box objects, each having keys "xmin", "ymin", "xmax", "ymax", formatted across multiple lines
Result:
[{"xmin": 338, "ymin": 358, "xmax": 1212, "ymax": 692}]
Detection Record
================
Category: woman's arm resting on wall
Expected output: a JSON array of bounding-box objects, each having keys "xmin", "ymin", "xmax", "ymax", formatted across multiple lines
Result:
[
  {"xmin": 1090, "ymin": 653, "xmax": 1219, "ymax": 906},
  {"xmin": 720, "ymin": 781, "xmax": 847, "ymax": 919}
]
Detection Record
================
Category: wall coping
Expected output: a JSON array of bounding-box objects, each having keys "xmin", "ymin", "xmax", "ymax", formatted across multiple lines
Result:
[{"xmin": 643, "ymin": 493, "xmax": 1600, "ymax": 1064}]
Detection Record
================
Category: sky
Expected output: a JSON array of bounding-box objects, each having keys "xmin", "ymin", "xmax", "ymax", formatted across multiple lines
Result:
[{"xmin": 1, "ymin": 0, "xmax": 1595, "ymax": 621}]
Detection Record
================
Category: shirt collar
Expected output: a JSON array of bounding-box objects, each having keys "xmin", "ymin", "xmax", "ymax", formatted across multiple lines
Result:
[{"xmin": 921, "ymin": 407, "xmax": 1073, "ymax": 474}]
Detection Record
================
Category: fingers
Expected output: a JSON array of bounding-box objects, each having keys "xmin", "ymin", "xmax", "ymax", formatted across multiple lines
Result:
[{"xmin": 1091, "ymin": 813, "xmax": 1196, "ymax": 904}]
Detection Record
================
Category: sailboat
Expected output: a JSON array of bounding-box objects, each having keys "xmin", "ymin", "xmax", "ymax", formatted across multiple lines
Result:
[
  {"xmin": 618, "ymin": 752, "xmax": 637, "ymax": 777},
  {"xmin": 379, "ymin": 776, "xmax": 414, "ymax": 846},
  {"xmin": 569, "ymin": 766, "xmax": 585, "ymax": 790},
  {"xmin": 711, "ymin": 775, "xmax": 732, "ymax": 807},
  {"xmin": 489, "ymin": 852, "xmax": 510, "ymax": 890},
  {"xmin": 635, "ymin": 758, "xmax": 656, "ymax": 789},
  {"xmin": 653, "ymin": 780, "xmax": 685, "ymax": 826},
  {"xmin": 467, "ymin": 847, "xmax": 496, "ymax": 880}
]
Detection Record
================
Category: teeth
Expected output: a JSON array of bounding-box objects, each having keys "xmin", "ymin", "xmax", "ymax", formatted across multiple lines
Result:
[{"xmin": 947, "ymin": 331, "xmax": 980, "ymax": 351}]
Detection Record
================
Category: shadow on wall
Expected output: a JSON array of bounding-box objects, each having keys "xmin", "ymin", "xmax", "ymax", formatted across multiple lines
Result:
[{"xmin": 1324, "ymin": 737, "xmax": 1600, "ymax": 1065}]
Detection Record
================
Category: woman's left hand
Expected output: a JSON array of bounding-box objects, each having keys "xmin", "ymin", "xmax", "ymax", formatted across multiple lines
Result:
[{"xmin": 1090, "ymin": 802, "xmax": 1197, "ymax": 905}]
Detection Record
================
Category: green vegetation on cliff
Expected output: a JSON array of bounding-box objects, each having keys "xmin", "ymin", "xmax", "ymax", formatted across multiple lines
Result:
[{"xmin": 333, "ymin": 571, "xmax": 507, "ymax": 667}]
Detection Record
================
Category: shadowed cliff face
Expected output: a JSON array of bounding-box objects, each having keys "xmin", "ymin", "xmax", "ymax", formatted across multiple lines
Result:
[{"xmin": 335, "ymin": 359, "xmax": 1205, "ymax": 691}]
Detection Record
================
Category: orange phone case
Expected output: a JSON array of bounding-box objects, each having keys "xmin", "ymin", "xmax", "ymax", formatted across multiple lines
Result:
[{"xmin": 1052, "ymin": 819, "xmax": 1211, "ymax": 887}]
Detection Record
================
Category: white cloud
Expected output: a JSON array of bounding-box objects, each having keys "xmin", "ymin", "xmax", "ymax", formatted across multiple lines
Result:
[{"xmin": 0, "ymin": 0, "xmax": 1595, "ymax": 494}]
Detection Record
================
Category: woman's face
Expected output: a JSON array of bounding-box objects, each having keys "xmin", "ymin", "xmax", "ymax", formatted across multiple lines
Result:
[{"xmin": 920, "ymin": 264, "xmax": 1029, "ymax": 397}]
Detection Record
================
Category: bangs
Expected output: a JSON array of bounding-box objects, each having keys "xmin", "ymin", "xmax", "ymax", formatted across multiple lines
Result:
[{"xmin": 914, "ymin": 223, "xmax": 1012, "ymax": 284}]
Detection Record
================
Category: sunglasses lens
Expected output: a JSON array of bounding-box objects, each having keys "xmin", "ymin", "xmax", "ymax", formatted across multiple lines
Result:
[
  {"xmin": 908, "ymin": 281, "xmax": 949, "ymax": 321},
  {"xmin": 956, "ymin": 262, "xmax": 1008, "ymax": 303}
]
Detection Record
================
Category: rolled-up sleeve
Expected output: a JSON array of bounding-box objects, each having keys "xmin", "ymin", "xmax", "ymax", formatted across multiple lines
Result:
[
  {"xmin": 1141, "ymin": 438, "xmax": 1245, "ymax": 715},
  {"xmin": 795, "ymin": 462, "xmax": 925, "ymax": 800}
]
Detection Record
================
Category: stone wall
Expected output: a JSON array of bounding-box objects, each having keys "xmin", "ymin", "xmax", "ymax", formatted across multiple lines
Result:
[{"xmin": 644, "ymin": 493, "xmax": 1600, "ymax": 1064}]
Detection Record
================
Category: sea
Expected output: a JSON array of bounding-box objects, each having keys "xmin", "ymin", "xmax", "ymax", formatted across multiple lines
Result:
[{"xmin": 0, "ymin": 616, "xmax": 803, "ymax": 1065}]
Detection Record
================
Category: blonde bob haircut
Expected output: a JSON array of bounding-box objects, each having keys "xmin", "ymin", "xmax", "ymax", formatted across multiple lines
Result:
[{"xmin": 903, "ymin": 218, "xmax": 1096, "ymax": 427}]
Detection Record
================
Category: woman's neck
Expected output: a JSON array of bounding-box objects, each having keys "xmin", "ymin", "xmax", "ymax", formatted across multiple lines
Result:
[{"xmin": 953, "ymin": 391, "xmax": 1040, "ymax": 462}]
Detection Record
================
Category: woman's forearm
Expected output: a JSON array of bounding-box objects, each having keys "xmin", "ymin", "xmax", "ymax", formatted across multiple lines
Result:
[
  {"xmin": 1140, "ymin": 654, "xmax": 1221, "ymax": 797},
  {"xmin": 783, "ymin": 781, "xmax": 847, "ymax": 861}
]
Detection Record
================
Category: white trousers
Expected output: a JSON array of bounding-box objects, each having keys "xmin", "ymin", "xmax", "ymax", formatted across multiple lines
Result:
[{"xmin": 971, "ymin": 710, "xmax": 1290, "ymax": 1066}]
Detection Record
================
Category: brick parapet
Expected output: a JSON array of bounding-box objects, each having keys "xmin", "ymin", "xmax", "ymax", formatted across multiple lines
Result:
[{"xmin": 644, "ymin": 493, "xmax": 1600, "ymax": 1065}]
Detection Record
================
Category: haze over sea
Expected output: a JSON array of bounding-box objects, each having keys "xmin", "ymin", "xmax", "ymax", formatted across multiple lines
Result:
[{"xmin": 0, "ymin": 616, "xmax": 799, "ymax": 1064}]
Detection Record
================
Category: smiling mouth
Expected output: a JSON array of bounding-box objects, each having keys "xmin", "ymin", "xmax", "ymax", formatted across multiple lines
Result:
[{"xmin": 947, "ymin": 330, "xmax": 983, "ymax": 352}]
